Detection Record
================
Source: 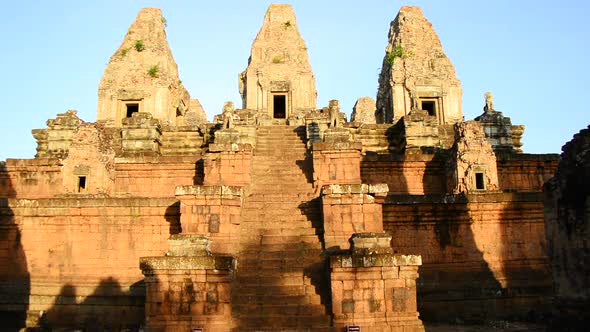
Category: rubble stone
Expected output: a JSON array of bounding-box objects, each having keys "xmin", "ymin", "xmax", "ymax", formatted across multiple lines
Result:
[{"xmin": 351, "ymin": 96, "xmax": 377, "ymax": 124}]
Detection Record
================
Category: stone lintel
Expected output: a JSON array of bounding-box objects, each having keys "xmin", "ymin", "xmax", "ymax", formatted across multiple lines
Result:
[
  {"xmin": 175, "ymin": 185, "xmax": 244, "ymax": 198},
  {"xmin": 321, "ymin": 183, "xmax": 389, "ymax": 196},
  {"xmin": 167, "ymin": 234, "xmax": 211, "ymax": 257},
  {"xmin": 140, "ymin": 255, "xmax": 234, "ymax": 273},
  {"xmin": 313, "ymin": 141, "xmax": 362, "ymax": 151},
  {"xmin": 350, "ymin": 232, "xmax": 394, "ymax": 255},
  {"xmin": 323, "ymin": 128, "xmax": 351, "ymax": 144},
  {"xmin": 330, "ymin": 253, "xmax": 422, "ymax": 268},
  {"xmin": 213, "ymin": 129, "xmax": 241, "ymax": 146},
  {"xmin": 209, "ymin": 143, "xmax": 252, "ymax": 152}
]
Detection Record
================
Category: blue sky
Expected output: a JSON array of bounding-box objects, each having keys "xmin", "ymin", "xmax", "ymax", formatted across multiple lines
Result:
[{"xmin": 0, "ymin": 1, "xmax": 588, "ymax": 160}]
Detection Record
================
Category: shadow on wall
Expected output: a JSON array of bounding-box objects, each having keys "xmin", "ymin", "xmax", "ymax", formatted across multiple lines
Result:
[
  {"xmin": 418, "ymin": 194, "xmax": 503, "ymax": 323},
  {"xmin": 165, "ymin": 201, "xmax": 182, "ymax": 235},
  {"xmin": 0, "ymin": 162, "xmax": 30, "ymax": 331},
  {"xmin": 496, "ymin": 198, "xmax": 552, "ymax": 322},
  {"xmin": 381, "ymin": 153, "xmax": 504, "ymax": 323},
  {"xmin": 40, "ymin": 277, "xmax": 145, "ymax": 331}
]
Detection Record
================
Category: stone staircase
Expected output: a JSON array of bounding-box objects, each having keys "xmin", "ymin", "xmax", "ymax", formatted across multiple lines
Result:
[{"xmin": 232, "ymin": 126, "xmax": 332, "ymax": 331}]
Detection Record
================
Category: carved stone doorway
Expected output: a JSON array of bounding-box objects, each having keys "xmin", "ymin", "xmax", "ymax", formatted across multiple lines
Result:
[{"xmin": 272, "ymin": 94, "xmax": 287, "ymax": 119}]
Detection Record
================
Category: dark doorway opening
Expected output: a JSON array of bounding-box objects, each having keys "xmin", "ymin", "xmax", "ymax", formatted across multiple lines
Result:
[
  {"xmin": 475, "ymin": 172, "xmax": 485, "ymax": 190},
  {"xmin": 421, "ymin": 100, "xmax": 436, "ymax": 117},
  {"xmin": 78, "ymin": 176, "xmax": 87, "ymax": 192},
  {"xmin": 126, "ymin": 103, "xmax": 139, "ymax": 118},
  {"xmin": 273, "ymin": 95, "xmax": 286, "ymax": 119}
]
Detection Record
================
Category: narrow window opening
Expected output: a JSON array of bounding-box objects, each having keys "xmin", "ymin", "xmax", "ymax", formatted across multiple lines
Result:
[
  {"xmin": 273, "ymin": 95, "xmax": 286, "ymax": 119},
  {"xmin": 77, "ymin": 176, "xmax": 87, "ymax": 192},
  {"xmin": 421, "ymin": 100, "xmax": 436, "ymax": 116},
  {"xmin": 126, "ymin": 103, "xmax": 139, "ymax": 118},
  {"xmin": 475, "ymin": 172, "xmax": 485, "ymax": 190}
]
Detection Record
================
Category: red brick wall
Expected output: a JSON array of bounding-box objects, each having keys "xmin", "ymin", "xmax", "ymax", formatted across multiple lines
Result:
[
  {"xmin": 177, "ymin": 186, "xmax": 243, "ymax": 255},
  {"xmin": 361, "ymin": 155, "xmax": 447, "ymax": 194},
  {"xmin": 313, "ymin": 149, "xmax": 362, "ymax": 185},
  {"xmin": 322, "ymin": 190, "xmax": 385, "ymax": 251},
  {"xmin": 114, "ymin": 156, "xmax": 202, "ymax": 197},
  {"xmin": 362, "ymin": 154, "xmax": 559, "ymax": 194},
  {"xmin": 203, "ymin": 150, "xmax": 251, "ymax": 186},
  {"xmin": 496, "ymin": 154, "xmax": 558, "ymax": 192},
  {"xmin": 0, "ymin": 197, "xmax": 178, "ymax": 329},
  {"xmin": 383, "ymin": 193, "xmax": 551, "ymax": 321},
  {"xmin": 1, "ymin": 159, "xmax": 63, "ymax": 199}
]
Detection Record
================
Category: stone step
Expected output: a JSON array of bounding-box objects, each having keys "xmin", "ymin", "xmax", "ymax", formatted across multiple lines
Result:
[
  {"xmin": 237, "ymin": 259, "xmax": 323, "ymax": 272},
  {"xmin": 244, "ymin": 193, "xmax": 316, "ymax": 201},
  {"xmin": 241, "ymin": 204, "xmax": 319, "ymax": 210},
  {"xmin": 232, "ymin": 303, "xmax": 326, "ymax": 316},
  {"xmin": 240, "ymin": 214, "xmax": 321, "ymax": 223},
  {"xmin": 231, "ymin": 313, "xmax": 331, "ymax": 330},
  {"xmin": 234, "ymin": 270, "xmax": 317, "ymax": 282},
  {"xmin": 247, "ymin": 184, "xmax": 312, "ymax": 191},
  {"xmin": 232, "ymin": 292, "xmax": 322, "ymax": 309},
  {"xmin": 241, "ymin": 204, "xmax": 320, "ymax": 212},
  {"xmin": 233, "ymin": 284, "xmax": 312, "ymax": 296},
  {"xmin": 237, "ymin": 228, "xmax": 321, "ymax": 238},
  {"xmin": 239, "ymin": 220, "xmax": 320, "ymax": 229},
  {"xmin": 238, "ymin": 243, "xmax": 322, "ymax": 253},
  {"xmin": 238, "ymin": 248, "xmax": 323, "ymax": 260},
  {"xmin": 259, "ymin": 235, "xmax": 321, "ymax": 245}
]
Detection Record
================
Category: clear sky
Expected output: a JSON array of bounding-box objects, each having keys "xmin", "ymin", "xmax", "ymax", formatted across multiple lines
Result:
[{"xmin": 0, "ymin": 0, "xmax": 588, "ymax": 161}]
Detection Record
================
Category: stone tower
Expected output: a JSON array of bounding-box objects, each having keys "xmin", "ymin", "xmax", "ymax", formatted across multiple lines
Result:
[
  {"xmin": 376, "ymin": 6, "xmax": 462, "ymax": 125},
  {"xmin": 239, "ymin": 4, "xmax": 317, "ymax": 120},
  {"xmin": 97, "ymin": 8, "xmax": 191, "ymax": 126}
]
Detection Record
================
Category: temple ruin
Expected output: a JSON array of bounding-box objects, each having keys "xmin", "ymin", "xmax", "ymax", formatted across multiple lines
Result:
[{"xmin": 1, "ymin": 4, "xmax": 582, "ymax": 331}]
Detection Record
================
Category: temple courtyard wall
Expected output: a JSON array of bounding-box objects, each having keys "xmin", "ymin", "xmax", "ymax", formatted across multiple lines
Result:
[{"xmin": 0, "ymin": 151, "xmax": 557, "ymax": 328}]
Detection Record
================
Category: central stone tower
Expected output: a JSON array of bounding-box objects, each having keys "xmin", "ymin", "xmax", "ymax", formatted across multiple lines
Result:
[{"xmin": 239, "ymin": 4, "xmax": 317, "ymax": 121}]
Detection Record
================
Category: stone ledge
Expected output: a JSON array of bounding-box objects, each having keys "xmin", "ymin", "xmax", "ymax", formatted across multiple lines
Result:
[
  {"xmin": 321, "ymin": 183, "xmax": 389, "ymax": 196},
  {"xmin": 175, "ymin": 185, "xmax": 243, "ymax": 197},
  {"xmin": 330, "ymin": 253, "xmax": 422, "ymax": 268},
  {"xmin": 351, "ymin": 232, "xmax": 394, "ymax": 255},
  {"xmin": 313, "ymin": 141, "xmax": 362, "ymax": 151},
  {"xmin": 385, "ymin": 192, "xmax": 543, "ymax": 204},
  {"xmin": 140, "ymin": 255, "xmax": 234, "ymax": 272},
  {"xmin": 208, "ymin": 143, "xmax": 252, "ymax": 152},
  {"xmin": 1, "ymin": 197, "xmax": 178, "ymax": 209},
  {"xmin": 167, "ymin": 234, "xmax": 210, "ymax": 256}
]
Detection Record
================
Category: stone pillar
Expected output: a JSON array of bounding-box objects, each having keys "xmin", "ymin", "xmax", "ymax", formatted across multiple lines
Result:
[
  {"xmin": 121, "ymin": 112, "xmax": 161, "ymax": 154},
  {"xmin": 330, "ymin": 233, "xmax": 424, "ymax": 331},
  {"xmin": 312, "ymin": 141, "xmax": 362, "ymax": 187},
  {"xmin": 402, "ymin": 109, "xmax": 440, "ymax": 152},
  {"xmin": 321, "ymin": 184, "xmax": 388, "ymax": 251},
  {"xmin": 140, "ymin": 235, "xmax": 234, "ymax": 331},
  {"xmin": 204, "ymin": 133, "xmax": 252, "ymax": 187},
  {"xmin": 175, "ymin": 185, "xmax": 243, "ymax": 255}
]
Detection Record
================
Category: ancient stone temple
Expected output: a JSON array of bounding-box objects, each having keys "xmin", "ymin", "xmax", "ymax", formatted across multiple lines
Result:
[{"xmin": 0, "ymin": 4, "xmax": 568, "ymax": 332}]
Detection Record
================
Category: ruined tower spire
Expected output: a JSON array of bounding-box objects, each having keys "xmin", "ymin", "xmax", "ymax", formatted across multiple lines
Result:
[
  {"xmin": 239, "ymin": 4, "xmax": 317, "ymax": 120},
  {"xmin": 376, "ymin": 6, "xmax": 462, "ymax": 124},
  {"xmin": 97, "ymin": 8, "xmax": 191, "ymax": 126}
]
